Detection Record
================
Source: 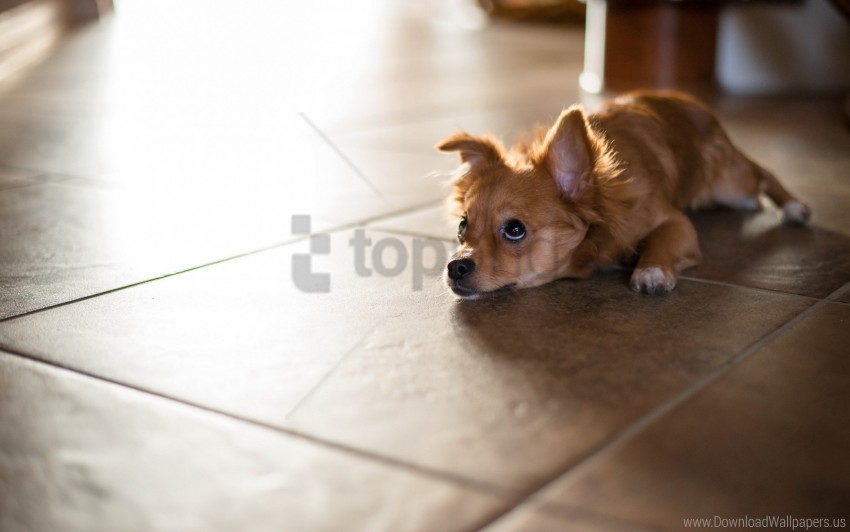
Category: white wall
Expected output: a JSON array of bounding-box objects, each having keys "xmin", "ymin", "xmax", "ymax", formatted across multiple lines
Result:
[{"xmin": 717, "ymin": 0, "xmax": 850, "ymax": 94}]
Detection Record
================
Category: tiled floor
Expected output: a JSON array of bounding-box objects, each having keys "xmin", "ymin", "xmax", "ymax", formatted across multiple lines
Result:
[{"xmin": 1, "ymin": 1, "xmax": 849, "ymax": 531}]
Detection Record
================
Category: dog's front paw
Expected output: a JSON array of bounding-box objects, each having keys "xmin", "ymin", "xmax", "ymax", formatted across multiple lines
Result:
[{"xmin": 631, "ymin": 266, "xmax": 677, "ymax": 295}]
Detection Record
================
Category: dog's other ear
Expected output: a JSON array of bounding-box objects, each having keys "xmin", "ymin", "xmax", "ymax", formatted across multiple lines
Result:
[
  {"xmin": 436, "ymin": 132, "xmax": 504, "ymax": 173},
  {"xmin": 543, "ymin": 106, "xmax": 593, "ymax": 200}
]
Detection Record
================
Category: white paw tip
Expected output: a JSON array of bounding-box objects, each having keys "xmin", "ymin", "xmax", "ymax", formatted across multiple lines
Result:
[
  {"xmin": 631, "ymin": 267, "xmax": 676, "ymax": 295},
  {"xmin": 782, "ymin": 201, "xmax": 811, "ymax": 225}
]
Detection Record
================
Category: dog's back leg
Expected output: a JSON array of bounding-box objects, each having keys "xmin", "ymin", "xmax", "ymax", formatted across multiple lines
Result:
[
  {"xmin": 706, "ymin": 148, "xmax": 763, "ymax": 212},
  {"xmin": 758, "ymin": 166, "xmax": 811, "ymax": 225},
  {"xmin": 710, "ymin": 148, "xmax": 811, "ymax": 225}
]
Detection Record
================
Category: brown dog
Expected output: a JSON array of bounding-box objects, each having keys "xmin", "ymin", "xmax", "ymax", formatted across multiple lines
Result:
[{"xmin": 438, "ymin": 90, "xmax": 810, "ymax": 298}]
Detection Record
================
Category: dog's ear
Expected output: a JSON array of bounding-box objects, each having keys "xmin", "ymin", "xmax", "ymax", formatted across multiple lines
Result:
[
  {"xmin": 543, "ymin": 106, "xmax": 594, "ymax": 200},
  {"xmin": 436, "ymin": 132, "xmax": 504, "ymax": 173}
]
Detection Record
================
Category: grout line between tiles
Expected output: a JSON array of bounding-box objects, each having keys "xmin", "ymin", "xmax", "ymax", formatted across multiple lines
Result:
[
  {"xmin": 0, "ymin": 209, "xmax": 829, "ymax": 325},
  {"xmin": 474, "ymin": 278, "xmax": 850, "ymax": 532},
  {"xmin": 590, "ymin": 263, "xmax": 830, "ymax": 303},
  {"xmin": 485, "ymin": 500, "xmax": 671, "ymax": 532},
  {"xmin": 284, "ymin": 328, "xmax": 374, "ymax": 420},
  {"xmin": 366, "ymin": 227, "xmax": 455, "ymax": 244},
  {"xmin": 0, "ymin": 199, "xmax": 444, "ymax": 324},
  {"xmin": 317, "ymin": 78, "xmax": 579, "ymax": 137},
  {"xmin": 0, "ymin": 181, "xmax": 45, "ymax": 193},
  {"xmin": 0, "ymin": 235, "xmax": 298, "ymax": 323},
  {"xmin": 0, "ymin": 162, "xmax": 77, "ymax": 181},
  {"xmin": 330, "ymin": 95, "xmax": 571, "ymax": 145},
  {"xmin": 0, "ymin": 343, "xmax": 518, "ymax": 500},
  {"xmin": 677, "ymin": 274, "xmax": 824, "ymax": 302},
  {"xmin": 298, "ymin": 112, "xmax": 389, "ymax": 203},
  {"xmin": 356, "ymin": 199, "xmax": 444, "ymax": 223}
]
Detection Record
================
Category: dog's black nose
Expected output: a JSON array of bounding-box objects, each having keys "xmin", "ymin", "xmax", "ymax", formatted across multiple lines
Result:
[{"xmin": 447, "ymin": 258, "xmax": 475, "ymax": 280}]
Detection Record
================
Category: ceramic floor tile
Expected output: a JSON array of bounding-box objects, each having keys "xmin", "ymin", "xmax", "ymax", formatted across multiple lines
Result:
[
  {"xmin": 0, "ymin": 181, "xmax": 324, "ymax": 320},
  {"xmin": 335, "ymin": 98, "xmax": 579, "ymax": 156},
  {"xmin": 331, "ymin": 148, "xmax": 455, "ymax": 212},
  {"xmin": 309, "ymin": 66, "xmax": 584, "ymax": 135},
  {"xmin": 686, "ymin": 209, "xmax": 850, "ymax": 299},
  {"xmin": 284, "ymin": 274, "xmax": 811, "ymax": 490},
  {"xmin": 0, "ymin": 0, "xmax": 585, "ymax": 153},
  {"xmin": 0, "ymin": 141, "xmax": 452, "ymax": 319},
  {"xmin": 716, "ymin": 97, "xmax": 850, "ymax": 196},
  {"xmin": 75, "ymin": 142, "xmax": 452, "ymax": 222},
  {"xmin": 302, "ymin": 18, "xmax": 585, "ymax": 133},
  {"xmin": 0, "ymin": 352, "xmax": 506, "ymax": 532},
  {"xmin": 485, "ymin": 505, "xmax": 661, "ymax": 532},
  {"xmin": 833, "ymin": 284, "xmax": 850, "ymax": 305},
  {"xmin": 795, "ymin": 190, "xmax": 850, "ymax": 238},
  {"xmin": 0, "ymin": 230, "xmax": 456, "ymax": 422},
  {"xmin": 0, "ymin": 182, "xmax": 290, "ymax": 319},
  {"xmin": 518, "ymin": 301, "xmax": 850, "ymax": 531},
  {"xmin": 366, "ymin": 204, "xmax": 457, "ymax": 242},
  {"xmin": 0, "ymin": 229, "xmax": 813, "ymax": 493},
  {"xmin": 0, "ymin": 165, "xmax": 41, "ymax": 190},
  {"xmin": 0, "ymin": 101, "xmax": 453, "ymax": 204}
]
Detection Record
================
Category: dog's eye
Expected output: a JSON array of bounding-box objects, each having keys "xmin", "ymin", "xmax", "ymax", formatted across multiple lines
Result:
[
  {"xmin": 502, "ymin": 219, "xmax": 526, "ymax": 241},
  {"xmin": 458, "ymin": 216, "xmax": 468, "ymax": 242}
]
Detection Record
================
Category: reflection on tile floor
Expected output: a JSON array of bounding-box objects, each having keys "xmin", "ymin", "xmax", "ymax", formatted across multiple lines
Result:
[
  {"xmin": 527, "ymin": 302, "xmax": 850, "ymax": 528},
  {"xmin": 1, "ymin": 0, "xmax": 849, "ymax": 530},
  {"xmin": 0, "ymin": 355, "xmax": 507, "ymax": 532},
  {"xmin": 0, "ymin": 165, "xmax": 42, "ymax": 190},
  {"xmin": 688, "ymin": 209, "xmax": 850, "ymax": 298}
]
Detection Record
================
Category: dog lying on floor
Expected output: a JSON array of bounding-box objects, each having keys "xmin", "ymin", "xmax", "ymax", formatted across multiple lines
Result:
[{"xmin": 437, "ymin": 90, "xmax": 810, "ymax": 298}]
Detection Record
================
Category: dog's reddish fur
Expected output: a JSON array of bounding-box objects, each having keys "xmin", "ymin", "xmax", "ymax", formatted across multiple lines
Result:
[{"xmin": 438, "ymin": 90, "xmax": 810, "ymax": 297}]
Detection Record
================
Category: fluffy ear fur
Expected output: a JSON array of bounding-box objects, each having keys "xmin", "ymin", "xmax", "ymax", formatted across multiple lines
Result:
[
  {"xmin": 436, "ymin": 132, "xmax": 504, "ymax": 173},
  {"xmin": 542, "ymin": 107, "xmax": 594, "ymax": 200}
]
